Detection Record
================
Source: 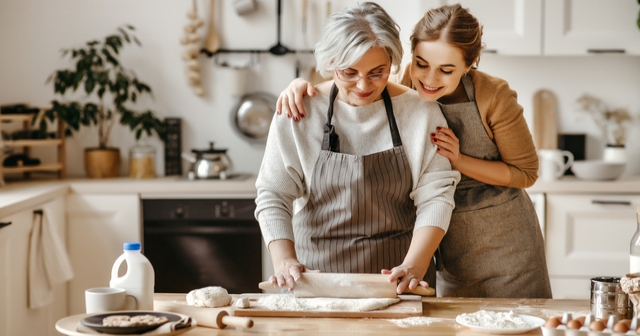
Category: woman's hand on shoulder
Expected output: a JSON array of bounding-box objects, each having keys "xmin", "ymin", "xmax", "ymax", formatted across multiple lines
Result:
[{"xmin": 276, "ymin": 78, "xmax": 316, "ymax": 121}]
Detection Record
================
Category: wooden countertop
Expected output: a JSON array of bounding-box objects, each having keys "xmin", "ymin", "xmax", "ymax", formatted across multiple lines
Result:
[{"xmin": 154, "ymin": 294, "xmax": 590, "ymax": 335}]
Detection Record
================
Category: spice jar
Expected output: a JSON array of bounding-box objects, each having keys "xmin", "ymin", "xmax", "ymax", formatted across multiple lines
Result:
[{"xmin": 129, "ymin": 144, "xmax": 156, "ymax": 179}]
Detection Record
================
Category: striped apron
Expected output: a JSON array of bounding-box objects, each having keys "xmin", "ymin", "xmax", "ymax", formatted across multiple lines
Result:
[
  {"xmin": 436, "ymin": 75, "xmax": 552, "ymax": 298},
  {"xmin": 293, "ymin": 84, "xmax": 431, "ymax": 279}
]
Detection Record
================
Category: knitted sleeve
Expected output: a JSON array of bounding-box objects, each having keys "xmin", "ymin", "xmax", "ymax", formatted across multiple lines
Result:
[{"xmin": 473, "ymin": 71, "xmax": 539, "ymax": 188}]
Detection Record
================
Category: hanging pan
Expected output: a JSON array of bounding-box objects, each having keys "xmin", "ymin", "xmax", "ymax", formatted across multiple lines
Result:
[{"xmin": 231, "ymin": 92, "xmax": 277, "ymax": 143}]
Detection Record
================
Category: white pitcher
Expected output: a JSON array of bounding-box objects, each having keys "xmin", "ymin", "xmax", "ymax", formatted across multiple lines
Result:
[{"xmin": 538, "ymin": 149, "xmax": 574, "ymax": 181}]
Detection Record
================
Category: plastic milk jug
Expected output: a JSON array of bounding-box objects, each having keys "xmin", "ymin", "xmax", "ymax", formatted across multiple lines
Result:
[{"xmin": 109, "ymin": 242, "xmax": 155, "ymax": 310}]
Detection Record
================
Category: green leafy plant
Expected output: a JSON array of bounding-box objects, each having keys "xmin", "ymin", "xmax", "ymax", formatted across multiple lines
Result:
[{"xmin": 42, "ymin": 25, "xmax": 166, "ymax": 149}]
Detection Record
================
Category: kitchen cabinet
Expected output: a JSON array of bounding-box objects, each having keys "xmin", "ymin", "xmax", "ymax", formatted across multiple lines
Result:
[
  {"xmin": 544, "ymin": 0, "xmax": 640, "ymax": 55},
  {"xmin": 0, "ymin": 196, "xmax": 67, "ymax": 336},
  {"xmin": 66, "ymin": 193, "xmax": 141, "ymax": 315},
  {"xmin": 443, "ymin": 0, "xmax": 640, "ymax": 55},
  {"xmin": 445, "ymin": 0, "xmax": 542, "ymax": 55},
  {"xmin": 545, "ymin": 194, "xmax": 639, "ymax": 299}
]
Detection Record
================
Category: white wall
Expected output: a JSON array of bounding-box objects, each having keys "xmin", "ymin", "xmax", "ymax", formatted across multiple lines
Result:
[{"xmin": 0, "ymin": 0, "xmax": 639, "ymax": 177}]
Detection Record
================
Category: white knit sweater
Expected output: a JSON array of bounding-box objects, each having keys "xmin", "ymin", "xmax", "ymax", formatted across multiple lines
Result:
[{"xmin": 255, "ymin": 89, "xmax": 460, "ymax": 246}]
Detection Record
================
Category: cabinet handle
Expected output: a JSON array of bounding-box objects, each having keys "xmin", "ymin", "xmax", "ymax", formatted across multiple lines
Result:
[
  {"xmin": 587, "ymin": 49, "xmax": 625, "ymax": 54},
  {"xmin": 483, "ymin": 49, "xmax": 497, "ymax": 54},
  {"xmin": 0, "ymin": 222, "xmax": 11, "ymax": 229},
  {"xmin": 592, "ymin": 200, "xmax": 632, "ymax": 206}
]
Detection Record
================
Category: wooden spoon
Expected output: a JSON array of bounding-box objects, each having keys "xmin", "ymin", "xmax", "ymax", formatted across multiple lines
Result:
[
  {"xmin": 308, "ymin": 0, "xmax": 331, "ymax": 84},
  {"xmin": 203, "ymin": 0, "xmax": 221, "ymax": 54}
]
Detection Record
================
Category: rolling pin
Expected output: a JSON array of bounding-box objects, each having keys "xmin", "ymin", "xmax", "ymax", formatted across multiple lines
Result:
[
  {"xmin": 259, "ymin": 273, "xmax": 435, "ymax": 298},
  {"xmin": 154, "ymin": 300, "xmax": 253, "ymax": 329}
]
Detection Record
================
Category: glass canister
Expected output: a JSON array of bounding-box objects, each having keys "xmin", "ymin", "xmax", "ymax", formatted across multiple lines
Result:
[{"xmin": 129, "ymin": 144, "xmax": 156, "ymax": 179}]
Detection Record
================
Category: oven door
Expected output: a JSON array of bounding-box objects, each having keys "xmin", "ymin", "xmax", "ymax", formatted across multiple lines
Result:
[{"xmin": 142, "ymin": 198, "xmax": 262, "ymax": 294}]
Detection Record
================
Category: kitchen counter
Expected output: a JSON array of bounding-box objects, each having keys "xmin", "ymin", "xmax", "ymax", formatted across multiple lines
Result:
[
  {"xmin": 527, "ymin": 175, "xmax": 640, "ymax": 194},
  {"xmin": 152, "ymin": 295, "xmax": 589, "ymax": 335},
  {"xmin": 1, "ymin": 173, "xmax": 638, "ymax": 218}
]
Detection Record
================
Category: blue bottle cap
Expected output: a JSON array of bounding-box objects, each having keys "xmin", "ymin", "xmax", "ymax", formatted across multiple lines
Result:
[{"xmin": 123, "ymin": 242, "xmax": 141, "ymax": 251}]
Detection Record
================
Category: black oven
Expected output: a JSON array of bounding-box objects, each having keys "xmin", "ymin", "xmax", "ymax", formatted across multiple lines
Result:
[{"xmin": 142, "ymin": 198, "xmax": 262, "ymax": 294}]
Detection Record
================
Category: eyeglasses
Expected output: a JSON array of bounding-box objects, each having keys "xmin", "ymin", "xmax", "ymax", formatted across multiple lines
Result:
[{"xmin": 334, "ymin": 69, "xmax": 391, "ymax": 82}]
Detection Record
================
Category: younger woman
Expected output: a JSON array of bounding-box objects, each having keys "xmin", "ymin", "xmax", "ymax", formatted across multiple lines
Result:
[{"xmin": 276, "ymin": 4, "xmax": 551, "ymax": 298}]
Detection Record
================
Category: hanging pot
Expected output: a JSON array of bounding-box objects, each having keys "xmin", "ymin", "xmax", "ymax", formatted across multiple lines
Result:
[
  {"xmin": 231, "ymin": 92, "xmax": 277, "ymax": 144},
  {"xmin": 181, "ymin": 142, "xmax": 233, "ymax": 179}
]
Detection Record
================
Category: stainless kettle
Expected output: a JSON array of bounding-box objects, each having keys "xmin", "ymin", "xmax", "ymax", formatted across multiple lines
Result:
[{"xmin": 181, "ymin": 142, "xmax": 233, "ymax": 179}]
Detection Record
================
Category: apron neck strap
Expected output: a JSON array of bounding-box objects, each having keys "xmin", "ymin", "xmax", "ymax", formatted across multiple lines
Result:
[
  {"xmin": 381, "ymin": 88, "xmax": 402, "ymax": 147},
  {"xmin": 322, "ymin": 83, "xmax": 402, "ymax": 151}
]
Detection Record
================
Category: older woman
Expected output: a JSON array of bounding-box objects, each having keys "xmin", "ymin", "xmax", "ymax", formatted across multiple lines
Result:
[
  {"xmin": 274, "ymin": 4, "xmax": 551, "ymax": 298},
  {"xmin": 255, "ymin": 2, "xmax": 460, "ymax": 294}
]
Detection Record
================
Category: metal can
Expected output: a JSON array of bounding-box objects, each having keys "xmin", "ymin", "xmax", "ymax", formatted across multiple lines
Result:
[{"xmin": 590, "ymin": 276, "xmax": 633, "ymax": 319}]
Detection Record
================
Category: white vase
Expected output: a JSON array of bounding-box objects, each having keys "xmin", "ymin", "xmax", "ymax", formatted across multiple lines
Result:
[{"xmin": 603, "ymin": 145, "xmax": 627, "ymax": 163}]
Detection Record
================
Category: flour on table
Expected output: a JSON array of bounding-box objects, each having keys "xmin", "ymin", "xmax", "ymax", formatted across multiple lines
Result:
[
  {"xmin": 387, "ymin": 317, "xmax": 453, "ymax": 328},
  {"xmin": 257, "ymin": 294, "xmax": 400, "ymax": 312},
  {"xmin": 456, "ymin": 310, "xmax": 531, "ymax": 329}
]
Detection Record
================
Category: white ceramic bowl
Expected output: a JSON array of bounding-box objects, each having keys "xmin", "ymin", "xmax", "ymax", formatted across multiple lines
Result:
[{"xmin": 570, "ymin": 160, "xmax": 625, "ymax": 181}]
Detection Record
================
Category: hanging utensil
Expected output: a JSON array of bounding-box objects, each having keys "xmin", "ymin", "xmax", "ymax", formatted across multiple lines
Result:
[
  {"xmin": 308, "ymin": 0, "xmax": 331, "ymax": 84},
  {"xmin": 232, "ymin": 92, "xmax": 277, "ymax": 143},
  {"xmin": 203, "ymin": 0, "xmax": 221, "ymax": 55},
  {"xmin": 268, "ymin": 0, "xmax": 290, "ymax": 56},
  {"xmin": 295, "ymin": 0, "xmax": 308, "ymax": 77}
]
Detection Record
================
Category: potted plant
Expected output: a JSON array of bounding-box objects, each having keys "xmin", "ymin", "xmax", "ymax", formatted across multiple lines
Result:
[
  {"xmin": 575, "ymin": 93, "xmax": 634, "ymax": 162},
  {"xmin": 42, "ymin": 25, "xmax": 166, "ymax": 178}
]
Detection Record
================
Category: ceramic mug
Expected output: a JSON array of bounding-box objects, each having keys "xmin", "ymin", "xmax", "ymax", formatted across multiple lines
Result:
[
  {"xmin": 85, "ymin": 287, "xmax": 138, "ymax": 314},
  {"xmin": 538, "ymin": 149, "xmax": 574, "ymax": 181}
]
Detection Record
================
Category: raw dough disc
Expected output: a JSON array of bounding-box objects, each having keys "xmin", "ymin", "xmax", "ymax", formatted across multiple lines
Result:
[{"xmin": 256, "ymin": 295, "xmax": 400, "ymax": 312}]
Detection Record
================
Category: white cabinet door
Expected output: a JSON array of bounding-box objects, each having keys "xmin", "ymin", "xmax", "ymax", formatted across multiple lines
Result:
[
  {"xmin": 546, "ymin": 194, "xmax": 640, "ymax": 299},
  {"xmin": 67, "ymin": 194, "xmax": 141, "ymax": 315},
  {"xmin": 0, "ymin": 217, "xmax": 14, "ymax": 336},
  {"xmin": 448, "ymin": 0, "xmax": 543, "ymax": 55},
  {"xmin": 0, "ymin": 197, "xmax": 68, "ymax": 336},
  {"xmin": 544, "ymin": 0, "xmax": 640, "ymax": 55}
]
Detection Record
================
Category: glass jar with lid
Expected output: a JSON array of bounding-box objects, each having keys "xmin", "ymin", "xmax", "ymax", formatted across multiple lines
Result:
[{"xmin": 129, "ymin": 144, "xmax": 156, "ymax": 179}]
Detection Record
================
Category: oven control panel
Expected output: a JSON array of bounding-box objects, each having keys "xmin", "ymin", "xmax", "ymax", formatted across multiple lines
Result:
[{"xmin": 142, "ymin": 198, "xmax": 256, "ymax": 220}]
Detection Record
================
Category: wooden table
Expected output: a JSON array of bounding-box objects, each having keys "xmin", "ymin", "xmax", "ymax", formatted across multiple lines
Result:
[{"xmin": 155, "ymin": 294, "xmax": 590, "ymax": 335}]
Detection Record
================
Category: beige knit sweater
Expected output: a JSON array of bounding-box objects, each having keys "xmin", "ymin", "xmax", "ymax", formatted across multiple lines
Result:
[{"xmin": 255, "ymin": 88, "xmax": 460, "ymax": 247}]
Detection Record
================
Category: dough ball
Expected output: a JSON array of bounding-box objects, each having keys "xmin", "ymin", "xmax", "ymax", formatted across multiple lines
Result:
[
  {"xmin": 235, "ymin": 296, "xmax": 251, "ymax": 309},
  {"xmin": 186, "ymin": 286, "xmax": 231, "ymax": 307}
]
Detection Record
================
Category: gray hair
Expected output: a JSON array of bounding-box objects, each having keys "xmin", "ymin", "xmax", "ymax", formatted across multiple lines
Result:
[{"xmin": 314, "ymin": 2, "xmax": 403, "ymax": 78}]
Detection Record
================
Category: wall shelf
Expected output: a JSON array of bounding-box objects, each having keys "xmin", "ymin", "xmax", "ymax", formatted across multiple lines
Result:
[{"xmin": 0, "ymin": 108, "xmax": 66, "ymax": 182}]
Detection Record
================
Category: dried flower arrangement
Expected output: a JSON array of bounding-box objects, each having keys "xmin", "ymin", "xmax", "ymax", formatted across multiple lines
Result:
[{"xmin": 575, "ymin": 94, "xmax": 634, "ymax": 146}]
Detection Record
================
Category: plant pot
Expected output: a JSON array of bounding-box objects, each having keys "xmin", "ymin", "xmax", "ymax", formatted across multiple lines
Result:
[
  {"xmin": 603, "ymin": 144, "xmax": 627, "ymax": 164},
  {"xmin": 84, "ymin": 148, "xmax": 121, "ymax": 178}
]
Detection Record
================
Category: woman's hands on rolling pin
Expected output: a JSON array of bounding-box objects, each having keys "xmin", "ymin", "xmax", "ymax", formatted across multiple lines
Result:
[
  {"xmin": 431, "ymin": 126, "xmax": 462, "ymax": 168},
  {"xmin": 381, "ymin": 266, "xmax": 430, "ymax": 295},
  {"xmin": 276, "ymin": 78, "xmax": 316, "ymax": 121},
  {"xmin": 269, "ymin": 259, "xmax": 320, "ymax": 291},
  {"xmin": 267, "ymin": 239, "xmax": 319, "ymax": 290}
]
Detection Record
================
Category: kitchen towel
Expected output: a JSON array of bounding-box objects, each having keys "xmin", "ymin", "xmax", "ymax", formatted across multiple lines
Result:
[
  {"xmin": 28, "ymin": 207, "xmax": 74, "ymax": 309},
  {"xmin": 74, "ymin": 316, "xmax": 194, "ymax": 334}
]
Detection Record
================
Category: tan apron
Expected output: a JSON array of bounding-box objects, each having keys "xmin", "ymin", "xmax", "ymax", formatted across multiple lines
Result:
[
  {"xmin": 293, "ymin": 84, "xmax": 436, "ymax": 283},
  {"xmin": 436, "ymin": 75, "xmax": 552, "ymax": 298}
]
